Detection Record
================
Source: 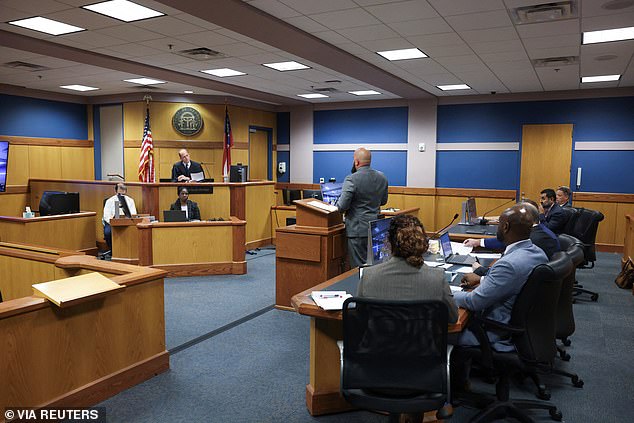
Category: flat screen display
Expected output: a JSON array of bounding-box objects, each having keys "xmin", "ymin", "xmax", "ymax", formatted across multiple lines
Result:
[
  {"xmin": 320, "ymin": 182, "xmax": 343, "ymax": 205},
  {"xmin": 0, "ymin": 141, "xmax": 8, "ymax": 193},
  {"xmin": 367, "ymin": 217, "xmax": 393, "ymax": 266},
  {"xmin": 467, "ymin": 197, "xmax": 478, "ymax": 224}
]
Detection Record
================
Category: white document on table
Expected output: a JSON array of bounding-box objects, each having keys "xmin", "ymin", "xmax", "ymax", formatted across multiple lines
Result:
[
  {"xmin": 190, "ymin": 171, "xmax": 204, "ymax": 181},
  {"xmin": 311, "ymin": 291, "xmax": 352, "ymax": 310}
]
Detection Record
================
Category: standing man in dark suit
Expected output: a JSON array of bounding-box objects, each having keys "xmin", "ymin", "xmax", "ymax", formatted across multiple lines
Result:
[
  {"xmin": 336, "ymin": 148, "xmax": 388, "ymax": 268},
  {"xmin": 539, "ymin": 188, "xmax": 567, "ymax": 234},
  {"xmin": 171, "ymin": 149, "xmax": 204, "ymax": 182}
]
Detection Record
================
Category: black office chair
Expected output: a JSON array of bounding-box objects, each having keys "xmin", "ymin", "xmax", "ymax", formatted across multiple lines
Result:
[
  {"xmin": 556, "ymin": 234, "xmax": 584, "ymax": 352},
  {"xmin": 455, "ymin": 253, "xmax": 572, "ymax": 422},
  {"xmin": 564, "ymin": 208, "xmax": 604, "ymax": 301},
  {"xmin": 340, "ymin": 298, "xmax": 453, "ymax": 422}
]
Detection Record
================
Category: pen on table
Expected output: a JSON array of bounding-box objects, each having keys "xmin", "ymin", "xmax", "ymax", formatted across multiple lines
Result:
[{"xmin": 319, "ymin": 294, "xmax": 341, "ymax": 298}]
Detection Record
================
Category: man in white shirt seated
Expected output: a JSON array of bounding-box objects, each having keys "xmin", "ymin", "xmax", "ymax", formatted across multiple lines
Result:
[{"xmin": 103, "ymin": 183, "xmax": 137, "ymax": 250}]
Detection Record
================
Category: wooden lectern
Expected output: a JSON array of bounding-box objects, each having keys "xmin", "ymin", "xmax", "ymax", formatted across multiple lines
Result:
[
  {"xmin": 275, "ymin": 199, "xmax": 348, "ymax": 309},
  {"xmin": 110, "ymin": 217, "xmax": 147, "ymax": 264}
]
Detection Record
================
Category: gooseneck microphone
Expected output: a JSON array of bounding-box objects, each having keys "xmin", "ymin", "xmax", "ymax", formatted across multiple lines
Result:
[
  {"xmin": 432, "ymin": 213, "xmax": 459, "ymax": 238},
  {"xmin": 479, "ymin": 198, "xmax": 516, "ymax": 225}
]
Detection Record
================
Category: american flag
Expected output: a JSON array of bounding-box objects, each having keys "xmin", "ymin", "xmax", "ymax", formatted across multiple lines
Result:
[
  {"xmin": 222, "ymin": 106, "xmax": 233, "ymax": 180},
  {"xmin": 138, "ymin": 108, "xmax": 154, "ymax": 182}
]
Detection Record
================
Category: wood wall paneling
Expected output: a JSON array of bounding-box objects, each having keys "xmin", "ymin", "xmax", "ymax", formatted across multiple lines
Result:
[
  {"xmin": 245, "ymin": 184, "xmax": 274, "ymax": 246},
  {"xmin": 6, "ymin": 144, "xmax": 30, "ymax": 185},
  {"xmin": 616, "ymin": 205, "xmax": 634, "ymax": 246},
  {"xmin": 151, "ymin": 226, "xmax": 233, "ymax": 264},
  {"xmin": 0, "ymin": 255, "xmax": 56, "ymax": 300},
  {"xmin": 0, "ymin": 192, "xmax": 28, "ymax": 217}
]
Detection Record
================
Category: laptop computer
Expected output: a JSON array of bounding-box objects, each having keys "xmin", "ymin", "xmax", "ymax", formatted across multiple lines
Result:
[
  {"xmin": 163, "ymin": 210, "xmax": 187, "ymax": 222},
  {"xmin": 439, "ymin": 232, "xmax": 476, "ymax": 265}
]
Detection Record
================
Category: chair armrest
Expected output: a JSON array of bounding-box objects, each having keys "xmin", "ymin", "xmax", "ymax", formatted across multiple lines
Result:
[{"xmin": 475, "ymin": 316, "xmax": 525, "ymax": 334}]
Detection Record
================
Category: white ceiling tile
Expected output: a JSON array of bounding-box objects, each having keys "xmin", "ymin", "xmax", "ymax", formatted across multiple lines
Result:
[
  {"xmin": 580, "ymin": 0, "xmax": 634, "ymax": 18},
  {"xmin": 428, "ymin": 0, "xmax": 506, "ymax": 16},
  {"xmin": 63, "ymin": 30, "xmax": 128, "ymax": 48},
  {"xmin": 388, "ymin": 17, "xmax": 453, "ymax": 36},
  {"xmin": 420, "ymin": 43, "xmax": 474, "ymax": 57},
  {"xmin": 446, "ymin": 10, "xmax": 513, "ymax": 31},
  {"xmin": 435, "ymin": 54, "xmax": 482, "ymax": 66},
  {"xmin": 313, "ymin": 30, "xmax": 352, "ymax": 45},
  {"xmin": 1, "ymin": 0, "xmax": 70, "ymax": 14},
  {"xmin": 357, "ymin": 38, "xmax": 413, "ymax": 51},
  {"xmin": 0, "ymin": 5, "xmax": 27, "ymax": 21},
  {"xmin": 394, "ymin": 58, "xmax": 448, "ymax": 74},
  {"xmin": 365, "ymin": 0, "xmax": 439, "ymax": 23},
  {"xmin": 470, "ymin": 39, "xmax": 524, "ymax": 54},
  {"xmin": 172, "ymin": 14, "xmax": 222, "ymax": 31},
  {"xmin": 336, "ymin": 42, "xmax": 372, "ymax": 54},
  {"xmin": 408, "ymin": 32, "xmax": 465, "ymax": 47},
  {"xmin": 46, "ymin": 8, "xmax": 118, "ymax": 30},
  {"xmin": 138, "ymin": 53, "xmax": 195, "ymax": 66},
  {"xmin": 248, "ymin": 0, "xmax": 303, "ymax": 18},
  {"xmin": 105, "ymin": 43, "xmax": 164, "ymax": 58},
  {"xmin": 95, "ymin": 25, "xmax": 163, "ymax": 43},
  {"xmin": 138, "ymin": 38, "xmax": 199, "ymax": 52},
  {"xmin": 133, "ymin": 16, "xmax": 207, "ymax": 37},
  {"xmin": 240, "ymin": 52, "xmax": 288, "ymax": 64},
  {"xmin": 581, "ymin": 11, "xmax": 634, "ymax": 32},
  {"xmin": 526, "ymin": 46, "xmax": 580, "ymax": 60},
  {"xmin": 516, "ymin": 19, "xmax": 580, "ymax": 38},
  {"xmin": 522, "ymin": 33, "xmax": 579, "ymax": 50},
  {"xmin": 280, "ymin": 0, "xmax": 358, "ymax": 15},
  {"xmin": 283, "ymin": 16, "xmax": 330, "ymax": 33},
  {"xmin": 421, "ymin": 73, "xmax": 464, "ymax": 85},
  {"xmin": 309, "ymin": 8, "xmax": 381, "ymax": 30},
  {"xmin": 478, "ymin": 50, "xmax": 529, "ymax": 62},
  {"xmin": 176, "ymin": 31, "xmax": 240, "ymax": 47},
  {"xmin": 337, "ymin": 24, "xmax": 400, "ymax": 42},
  {"xmin": 217, "ymin": 42, "xmax": 266, "ymax": 57},
  {"xmin": 354, "ymin": 0, "xmax": 409, "ymax": 6},
  {"xmin": 458, "ymin": 27, "xmax": 518, "ymax": 43}
]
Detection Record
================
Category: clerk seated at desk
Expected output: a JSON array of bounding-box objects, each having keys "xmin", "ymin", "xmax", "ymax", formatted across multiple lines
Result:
[
  {"xmin": 357, "ymin": 215, "xmax": 458, "ymax": 323},
  {"xmin": 170, "ymin": 187, "xmax": 201, "ymax": 221},
  {"xmin": 103, "ymin": 183, "xmax": 137, "ymax": 249}
]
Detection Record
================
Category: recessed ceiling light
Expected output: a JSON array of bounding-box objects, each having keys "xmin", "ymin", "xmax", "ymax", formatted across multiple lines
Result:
[
  {"xmin": 297, "ymin": 93, "xmax": 329, "ymax": 99},
  {"xmin": 8, "ymin": 17, "xmax": 85, "ymax": 35},
  {"xmin": 60, "ymin": 84, "xmax": 99, "ymax": 92},
  {"xmin": 83, "ymin": 0, "xmax": 164, "ymax": 22},
  {"xmin": 200, "ymin": 68, "xmax": 246, "ymax": 77},
  {"xmin": 262, "ymin": 61, "xmax": 310, "ymax": 71},
  {"xmin": 581, "ymin": 74, "xmax": 620, "ymax": 83},
  {"xmin": 582, "ymin": 26, "xmax": 634, "ymax": 44},
  {"xmin": 377, "ymin": 48, "xmax": 427, "ymax": 61},
  {"xmin": 437, "ymin": 84, "xmax": 471, "ymax": 91},
  {"xmin": 124, "ymin": 78, "xmax": 166, "ymax": 85},
  {"xmin": 184, "ymin": 90, "xmax": 194, "ymax": 94},
  {"xmin": 348, "ymin": 90, "xmax": 381, "ymax": 96}
]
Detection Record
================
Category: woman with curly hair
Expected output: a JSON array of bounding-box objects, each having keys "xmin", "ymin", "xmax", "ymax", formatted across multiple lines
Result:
[{"xmin": 357, "ymin": 214, "xmax": 458, "ymax": 323}]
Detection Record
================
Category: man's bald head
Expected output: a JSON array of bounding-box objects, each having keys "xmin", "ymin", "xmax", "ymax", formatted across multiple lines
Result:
[
  {"xmin": 520, "ymin": 201, "xmax": 540, "ymax": 224},
  {"xmin": 497, "ymin": 204, "xmax": 534, "ymax": 244},
  {"xmin": 354, "ymin": 148, "xmax": 372, "ymax": 167}
]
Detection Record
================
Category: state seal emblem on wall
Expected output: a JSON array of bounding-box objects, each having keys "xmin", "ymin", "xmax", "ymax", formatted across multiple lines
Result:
[{"xmin": 172, "ymin": 107, "xmax": 203, "ymax": 136}]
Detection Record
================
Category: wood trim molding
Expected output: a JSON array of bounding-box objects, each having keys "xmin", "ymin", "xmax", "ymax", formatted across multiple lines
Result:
[
  {"xmin": 390, "ymin": 186, "xmax": 436, "ymax": 195},
  {"xmin": 0, "ymin": 211, "xmax": 96, "ymax": 223},
  {"xmin": 151, "ymin": 261, "xmax": 247, "ymax": 277},
  {"xmin": 3, "ymin": 135, "xmax": 93, "ymax": 147},
  {"xmin": 596, "ymin": 243, "xmax": 624, "ymax": 253},
  {"xmin": 435, "ymin": 188, "xmax": 516, "ymax": 199},
  {"xmin": 124, "ymin": 140, "xmax": 249, "ymax": 149},
  {"xmin": 245, "ymin": 238, "xmax": 273, "ymax": 250},
  {"xmin": 43, "ymin": 351, "xmax": 169, "ymax": 408},
  {"xmin": 0, "ymin": 185, "xmax": 29, "ymax": 194},
  {"xmin": 275, "ymin": 182, "xmax": 320, "ymax": 190},
  {"xmin": 573, "ymin": 192, "xmax": 634, "ymax": 203}
]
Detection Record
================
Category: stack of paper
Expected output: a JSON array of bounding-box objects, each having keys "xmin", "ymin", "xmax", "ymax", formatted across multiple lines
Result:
[
  {"xmin": 311, "ymin": 291, "xmax": 352, "ymax": 310},
  {"xmin": 307, "ymin": 200, "xmax": 338, "ymax": 213}
]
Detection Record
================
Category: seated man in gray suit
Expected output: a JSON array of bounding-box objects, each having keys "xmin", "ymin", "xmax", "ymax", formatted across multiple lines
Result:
[
  {"xmin": 336, "ymin": 148, "xmax": 388, "ymax": 268},
  {"xmin": 454, "ymin": 203, "xmax": 548, "ymax": 352}
]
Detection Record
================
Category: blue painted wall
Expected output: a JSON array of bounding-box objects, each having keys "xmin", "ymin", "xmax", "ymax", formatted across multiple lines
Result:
[
  {"xmin": 437, "ymin": 97, "xmax": 634, "ymax": 193},
  {"xmin": 0, "ymin": 94, "xmax": 87, "ymax": 139},
  {"xmin": 312, "ymin": 107, "xmax": 408, "ymax": 185},
  {"xmin": 276, "ymin": 112, "xmax": 290, "ymax": 183}
]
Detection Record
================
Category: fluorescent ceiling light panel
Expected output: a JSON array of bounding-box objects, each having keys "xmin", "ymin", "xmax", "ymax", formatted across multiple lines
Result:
[
  {"xmin": 8, "ymin": 17, "xmax": 84, "ymax": 35},
  {"xmin": 583, "ymin": 26, "xmax": 634, "ymax": 44},
  {"xmin": 60, "ymin": 84, "xmax": 99, "ymax": 91},
  {"xmin": 297, "ymin": 93, "xmax": 328, "ymax": 99},
  {"xmin": 83, "ymin": 0, "xmax": 164, "ymax": 22},
  {"xmin": 581, "ymin": 74, "xmax": 620, "ymax": 83},
  {"xmin": 377, "ymin": 48, "xmax": 427, "ymax": 61},
  {"xmin": 200, "ymin": 68, "xmax": 246, "ymax": 77},
  {"xmin": 124, "ymin": 78, "xmax": 166, "ymax": 85},
  {"xmin": 262, "ymin": 61, "xmax": 310, "ymax": 71},
  {"xmin": 348, "ymin": 90, "xmax": 381, "ymax": 96},
  {"xmin": 184, "ymin": 90, "xmax": 194, "ymax": 94},
  {"xmin": 437, "ymin": 84, "xmax": 471, "ymax": 91}
]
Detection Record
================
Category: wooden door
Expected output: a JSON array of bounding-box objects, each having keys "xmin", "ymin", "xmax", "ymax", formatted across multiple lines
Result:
[
  {"xmin": 249, "ymin": 129, "xmax": 269, "ymax": 180},
  {"xmin": 520, "ymin": 124, "xmax": 573, "ymax": 203}
]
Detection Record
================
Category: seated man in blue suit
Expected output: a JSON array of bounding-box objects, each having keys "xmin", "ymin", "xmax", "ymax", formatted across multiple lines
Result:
[
  {"xmin": 539, "ymin": 188, "xmax": 567, "ymax": 234},
  {"xmin": 463, "ymin": 200, "xmax": 560, "ymax": 268},
  {"xmin": 454, "ymin": 203, "xmax": 548, "ymax": 352}
]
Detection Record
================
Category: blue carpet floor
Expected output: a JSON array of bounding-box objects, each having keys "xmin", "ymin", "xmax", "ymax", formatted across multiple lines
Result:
[{"xmin": 99, "ymin": 251, "xmax": 634, "ymax": 422}]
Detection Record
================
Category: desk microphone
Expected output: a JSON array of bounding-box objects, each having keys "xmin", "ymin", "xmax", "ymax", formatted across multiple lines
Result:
[
  {"xmin": 199, "ymin": 161, "xmax": 211, "ymax": 181},
  {"xmin": 432, "ymin": 213, "xmax": 459, "ymax": 238},
  {"xmin": 479, "ymin": 198, "xmax": 515, "ymax": 225}
]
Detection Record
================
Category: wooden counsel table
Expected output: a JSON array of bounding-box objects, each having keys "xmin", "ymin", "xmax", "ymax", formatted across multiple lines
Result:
[
  {"xmin": 291, "ymin": 269, "xmax": 469, "ymax": 417},
  {"xmin": 447, "ymin": 223, "xmax": 498, "ymax": 242},
  {"xmin": 0, "ymin": 212, "xmax": 97, "ymax": 254},
  {"xmin": 111, "ymin": 217, "xmax": 247, "ymax": 277}
]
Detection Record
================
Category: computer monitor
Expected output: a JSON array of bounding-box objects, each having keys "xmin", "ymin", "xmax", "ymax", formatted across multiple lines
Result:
[
  {"xmin": 320, "ymin": 182, "xmax": 343, "ymax": 206},
  {"xmin": 0, "ymin": 141, "xmax": 8, "ymax": 193},
  {"xmin": 282, "ymin": 189, "xmax": 301, "ymax": 206},
  {"xmin": 229, "ymin": 164, "xmax": 248, "ymax": 182},
  {"xmin": 366, "ymin": 217, "xmax": 393, "ymax": 266},
  {"xmin": 163, "ymin": 210, "xmax": 187, "ymax": 222},
  {"xmin": 117, "ymin": 194, "xmax": 132, "ymax": 218},
  {"xmin": 39, "ymin": 191, "xmax": 80, "ymax": 216},
  {"xmin": 466, "ymin": 197, "xmax": 478, "ymax": 224},
  {"xmin": 302, "ymin": 189, "xmax": 322, "ymax": 201}
]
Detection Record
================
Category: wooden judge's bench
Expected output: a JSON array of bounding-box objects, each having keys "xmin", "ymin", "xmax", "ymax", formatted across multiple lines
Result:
[{"xmin": 275, "ymin": 199, "xmax": 348, "ymax": 309}]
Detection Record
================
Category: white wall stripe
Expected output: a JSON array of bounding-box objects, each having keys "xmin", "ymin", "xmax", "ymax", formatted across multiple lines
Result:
[
  {"xmin": 312, "ymin": 143, "xmax": 408, "ymax": 151},
  {"xmin": 276, "ymin": 144, "xmax": 290, "ymax": 151},
  {"xmin": 436, "ymin": 142, "xmax": 519, "ymax": 151},
  {"xmin": 574, "ymin": 141, "xmax": 634, "ymax": 151}
]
